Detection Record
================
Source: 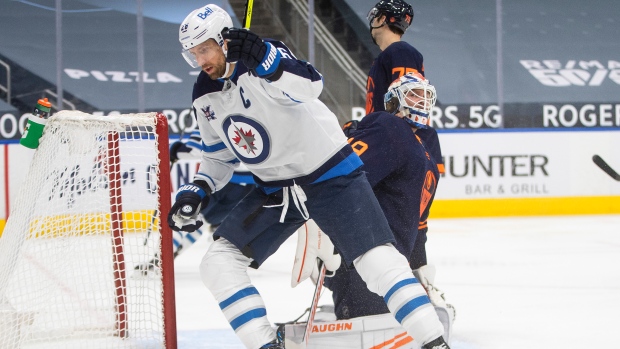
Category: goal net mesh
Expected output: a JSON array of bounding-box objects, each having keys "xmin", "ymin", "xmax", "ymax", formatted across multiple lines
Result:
[{"xmin": 0, "ymin": 111, "xmax": 174, "ymax": 349}]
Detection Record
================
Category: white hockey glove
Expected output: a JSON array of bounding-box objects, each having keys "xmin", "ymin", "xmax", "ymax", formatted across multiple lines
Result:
[
  {"xmin": 291, "ymin": 219, "xmax": 341, "ymax": 288},
  {"xmin": 167, "ymin": 180, "xmax": 211, "ymax": 232}
]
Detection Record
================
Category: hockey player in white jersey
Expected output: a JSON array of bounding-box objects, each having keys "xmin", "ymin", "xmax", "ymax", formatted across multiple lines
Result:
[
  {"xmin": 169, "ymin": 4, "xmax": 449, "ymax": 349},
  {"xmin": 168, "ymin": 129, "xmax": 255, "ymax": 252},
  {"xmin": 134, "ymin": 129, "xmax": 256, "ymax": 274}
]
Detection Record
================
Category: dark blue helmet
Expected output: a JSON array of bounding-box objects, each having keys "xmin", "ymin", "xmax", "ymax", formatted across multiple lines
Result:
[{"xmin": 367, "ymin": 0, "xmax": 414, "ymax": 33}]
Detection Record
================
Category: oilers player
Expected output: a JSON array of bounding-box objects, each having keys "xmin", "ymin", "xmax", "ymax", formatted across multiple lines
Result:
[
  {"xmin": 169, "ymin": 4, "xmax": 448, "ymax": 349},
  {"xmin": 365, "ymin": 0, "xmax": 453, "ymax": 320},
  {"xmin": 326, "ymin": 73, "xmax": 450, "ymax": 347}
]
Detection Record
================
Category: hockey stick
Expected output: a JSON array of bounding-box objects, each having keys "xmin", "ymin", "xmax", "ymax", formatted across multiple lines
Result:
[
  {"xmin": 302, "ymin": 261, "xmax": 327, "ymax": 346},
  {"xmin": 142, "ymin": 209, "xmax": 159, "ymax": 246},
  {"xmin": 242, "ymin": 0, "xmax": 254, "ymax": 29},
  {"xmin": 135, "ymin": 121, "xmax": 194, "ymax": 274},
  {"xmin": 593, "ymin": 155, "xmax": 620, "ymax": 181}
]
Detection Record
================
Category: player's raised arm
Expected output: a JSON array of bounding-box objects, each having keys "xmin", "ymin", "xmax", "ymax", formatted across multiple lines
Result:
[{"xmin": 224, "ymin": 28, "xmax": 324, "ymax": 102}]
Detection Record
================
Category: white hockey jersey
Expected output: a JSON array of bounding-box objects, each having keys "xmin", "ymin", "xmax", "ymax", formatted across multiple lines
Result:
[{"xmin": 191, "ymin": 40, "xmax": 360, "ymax": 192}]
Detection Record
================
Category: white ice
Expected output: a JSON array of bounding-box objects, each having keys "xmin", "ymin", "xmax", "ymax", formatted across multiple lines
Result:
[{"xmin": 173, "ymin": 215, "xmax": 620, "ymax": 349}]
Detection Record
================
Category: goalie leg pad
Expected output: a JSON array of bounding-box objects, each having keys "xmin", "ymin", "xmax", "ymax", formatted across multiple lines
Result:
[
  {"xmin": 353, "ymin": 244, "xmax": 444, "ymax": 346},
  {"xmin": 201, "ymin": 238, "xmax": 276, "ymax": 349},
  {"xmin": 434, "ymin": 306, "xmax": 453, "ymax": 344},
  {"xmin": 284, "ymin": 313, "xmax": 411, "ymax": 349}
]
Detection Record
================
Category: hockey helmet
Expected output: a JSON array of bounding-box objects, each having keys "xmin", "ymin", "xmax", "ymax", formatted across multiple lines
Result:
[
  {"xmin": 179, "ymin": 4, "xmax": 233, "ymax": 68},
  {"xmin": 367, "ymin": 0, "xmax": 414, "ymax": 33},
  {"xmin": 384, "ymin": 72, "xmax": 436, "ymax": 128}
]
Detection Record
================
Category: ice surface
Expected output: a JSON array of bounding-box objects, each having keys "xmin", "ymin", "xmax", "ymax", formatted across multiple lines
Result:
[{"xmin": 174, "ymin": 215, "xmax": 620, "ymax": 349}]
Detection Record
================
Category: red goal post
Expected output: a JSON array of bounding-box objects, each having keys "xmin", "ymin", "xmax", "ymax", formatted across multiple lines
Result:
[{"xmin": 0, "ymin": 111, "xmax": 176, "ymax": 348}]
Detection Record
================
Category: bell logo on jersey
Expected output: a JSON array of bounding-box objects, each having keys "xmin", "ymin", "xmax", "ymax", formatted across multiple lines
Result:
[{"xmin": 223, "ymin": 115, "xmax": 271, "ymax": 164}]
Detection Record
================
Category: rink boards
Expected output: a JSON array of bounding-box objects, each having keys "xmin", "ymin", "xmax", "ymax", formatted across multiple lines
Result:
[
  {"xmin": 431, "ymin": 129, "xmax": 620, "ymax": 216},
  {"xmin": 2, "ymin": 129, "xmax": 620, "ymax": 237}
]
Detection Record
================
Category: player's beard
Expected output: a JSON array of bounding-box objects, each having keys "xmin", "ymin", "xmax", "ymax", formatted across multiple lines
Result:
[
  {"xmin": 370, "ymin": 27, "xmax": 379, "ymax": 46},
  {"xmin": 369, "ymin": 21, "xmax": 385, "ymax": 47},
  {"xmin": 203, "ymin": 54, "xmax": 227, "ymax": 80}
]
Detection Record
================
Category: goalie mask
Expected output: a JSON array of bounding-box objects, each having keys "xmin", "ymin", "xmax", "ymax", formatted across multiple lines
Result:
[
  {"xmin": 384, "ymin": 72, "xmax": 436, "ymax": 129},
  {"xmin": 367, "ymin": 0, "xmax": 414, "ymax": 33},
  {"xmin": 179, "ymin": 4, "xmax": 233, "ymax": 70}
]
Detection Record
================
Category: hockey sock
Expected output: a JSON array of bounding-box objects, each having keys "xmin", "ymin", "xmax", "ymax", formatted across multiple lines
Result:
[
  {"xmin": 354, "ymin": 244, "xmax": 444, "ymax": 346},
  {"xmin": 200, "ymin": 238, "xmax": 276, "ymax": 349}
]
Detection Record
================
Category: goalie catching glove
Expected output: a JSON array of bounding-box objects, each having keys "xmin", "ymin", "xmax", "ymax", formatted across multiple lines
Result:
[
  {"xmin": 291, "ymin": 219, "xmax": 342, "ymax": 288},
  {"xmin": 342, "ymin": 120, "xmax": 360, "ymax": 138},
  {"xmin": 223, "ymin": 28, "xmax": 281, "ymax": 79},
  {"xmin": 167, "ymin": 180, "xmax": 211, "ymax": 232}
]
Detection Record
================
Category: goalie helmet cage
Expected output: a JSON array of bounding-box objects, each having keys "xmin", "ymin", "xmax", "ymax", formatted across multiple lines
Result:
[{"xmin": 0, "ymin": 111, "xmax": 176, "ymax": 349}]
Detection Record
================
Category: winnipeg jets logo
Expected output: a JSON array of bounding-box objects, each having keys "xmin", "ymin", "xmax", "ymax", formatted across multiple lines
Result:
[
  {"xmin": 223, "ymin": 115, "xmax": 271, "ymax": 164},
  {"xmin": 232, "ymin": 126, "xmax": 258, "ymax": 155},
  {"xmin": 201, "ymin": 105, "xmax": 216, "ymax": 121}
]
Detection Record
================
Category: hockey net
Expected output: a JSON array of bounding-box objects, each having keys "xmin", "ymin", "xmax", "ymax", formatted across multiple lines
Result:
[{"xmin": 0, "ymin": 111, "xmax": 176, "ymax": 348}]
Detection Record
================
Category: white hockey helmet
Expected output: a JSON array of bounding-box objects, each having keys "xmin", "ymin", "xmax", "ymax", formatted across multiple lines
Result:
[
  {"xmin": 384, "ymin": 72, "xmax": 436, "ymax": 128},
  {"xmin": 179, "ymin": 4, "xmax": 233, "ymax": 68}
]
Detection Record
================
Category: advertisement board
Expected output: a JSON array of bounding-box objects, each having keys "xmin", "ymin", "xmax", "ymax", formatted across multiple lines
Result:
[
  {"xmin": 3, "ymin": 128, "xmax": 619, "ymax": 237},
  {"xmin": 431, "ymin": 130, "xmax": 620, "ymax": 217}
]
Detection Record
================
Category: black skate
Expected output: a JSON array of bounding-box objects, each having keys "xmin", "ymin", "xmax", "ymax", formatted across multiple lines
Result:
[
  {"xmin": 133, "ymin": 247, "xmax": 184, "ymax": 277},
  {"xmin": 133, "ymin": 255, "xmax": 161, "ymax": 276},
  {"xmin": 422, "ymin": 336, "xmax": 450, "ymax": 349},
  {"xmin": 259, "ymin": 339, "xmax": 284, "ymax": 349}
]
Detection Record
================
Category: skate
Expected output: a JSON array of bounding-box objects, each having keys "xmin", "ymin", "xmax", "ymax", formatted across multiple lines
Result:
[
  {"xmin": 133, "ymin": 255, "xmax": 160, "ymax": 276},
  {"xmin": 422, "ymin": 335, "xmax": 450, "ymax": 349},
  {"xmin": 259, "ymin": 339, "xmax": 284, "ymax": 348}
]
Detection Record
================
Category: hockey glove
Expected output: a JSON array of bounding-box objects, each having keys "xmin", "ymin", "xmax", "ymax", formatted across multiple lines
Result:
[
  {"xmin": 169, "ymin": 140, "xmax": 192, "ymax": 164},
  {"xmin": 223, "ymin": 28, "xmax": 281, "ymax": 78},
  {"xmin": 342, "ymin": 120, "xmax": 360, "ymax": 138},
  {"xmin": 167, "ymin": 180, "xmax": 211, "ymax": 232}
]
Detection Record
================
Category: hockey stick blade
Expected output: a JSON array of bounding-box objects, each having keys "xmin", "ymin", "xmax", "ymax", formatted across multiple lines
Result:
[
  {"xmin": 592, "ymin": 155, "xmax": 620, "ymax": 181},
  {"xmin": 302, "ymin": 262, "xmax": 327, "ymax": 347}
]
